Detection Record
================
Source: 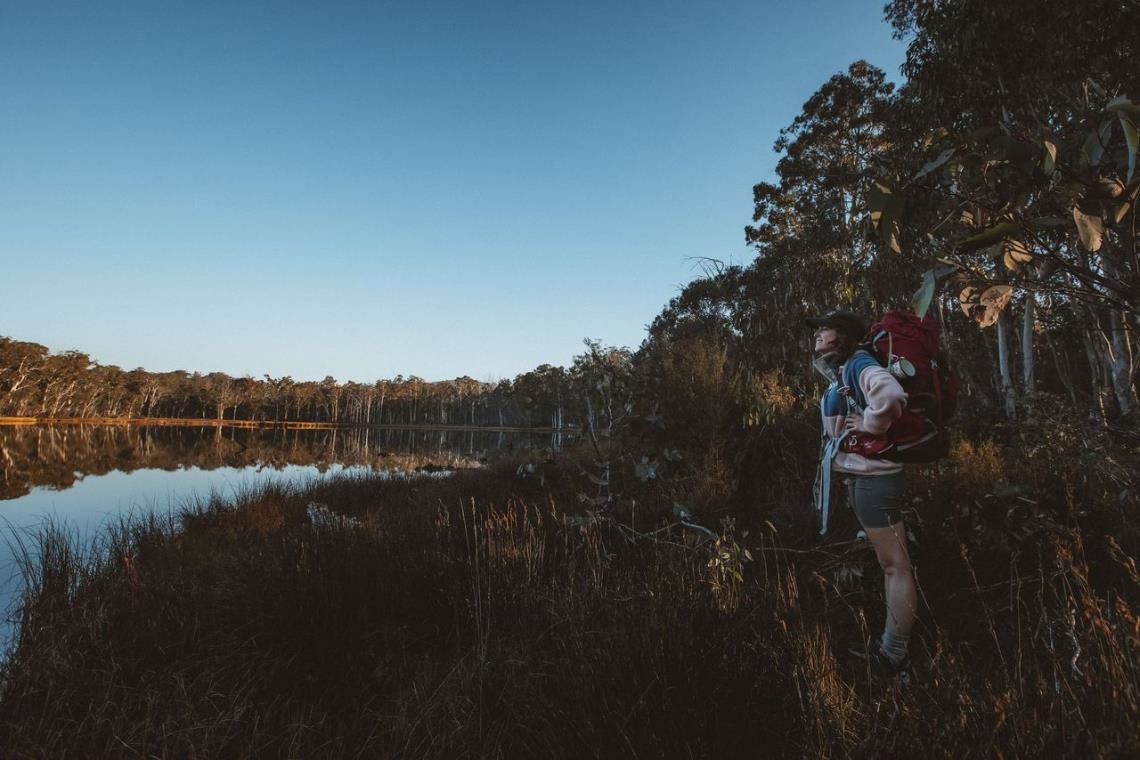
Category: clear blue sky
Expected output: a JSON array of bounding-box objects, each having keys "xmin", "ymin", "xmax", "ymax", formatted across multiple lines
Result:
[{"xmin": 0, "ymin": 0, "xmax": 905, "ymax": 383}]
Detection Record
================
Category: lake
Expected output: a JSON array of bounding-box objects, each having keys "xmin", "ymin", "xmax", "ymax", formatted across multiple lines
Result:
[{"xmin": 0, "ymin": 423, "xmax": 570, "ymax": 649}]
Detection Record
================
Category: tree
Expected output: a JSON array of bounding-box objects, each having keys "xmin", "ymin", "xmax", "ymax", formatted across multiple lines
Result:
[
  {"xmin": 884, "ymin": 0, "xmax": 1139, "ymax": 129},
  {"xmin": 204, "ymin": 373, "xmax": 237, "ymax": 421},
  {"xmin": 839, "ymin": 0, "xmax": 1140, "ymax": 418},
  {"xmin": 746, "ymin": 61, "xmax": 901, "ymax": 308}
]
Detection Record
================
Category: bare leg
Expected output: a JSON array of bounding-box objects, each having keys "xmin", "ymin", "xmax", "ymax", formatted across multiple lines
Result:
[{"xmin": 864, "ymin": 521, "xmax": 916, "ymax": 661}]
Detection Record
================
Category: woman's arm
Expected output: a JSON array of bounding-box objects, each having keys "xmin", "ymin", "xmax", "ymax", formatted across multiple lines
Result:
[{"xmin": 856, "ymin": 365, "xmax": 907, "ymax": 434}]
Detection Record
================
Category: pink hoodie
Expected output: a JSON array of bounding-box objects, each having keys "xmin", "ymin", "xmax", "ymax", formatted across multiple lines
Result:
[{"xmin": 821, "ymin": 356, "xmax": 907, "ymax": 475}]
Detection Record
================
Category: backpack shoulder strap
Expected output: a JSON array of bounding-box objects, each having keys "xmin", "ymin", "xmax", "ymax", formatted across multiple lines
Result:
[{"xmin": 841, "ymin": 349, "xmax": 879, "ymax": 411}]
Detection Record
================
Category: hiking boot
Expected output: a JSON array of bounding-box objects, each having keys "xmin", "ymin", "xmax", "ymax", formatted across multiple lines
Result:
[{"xmin": 846, "ymin": 641, "xmax": 913, "ymax": 684}]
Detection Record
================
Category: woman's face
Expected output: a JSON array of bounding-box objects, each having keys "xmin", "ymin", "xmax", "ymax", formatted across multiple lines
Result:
[{"xmin": 814, "ymin": 327, "xmax": 840, "ymax": 355}]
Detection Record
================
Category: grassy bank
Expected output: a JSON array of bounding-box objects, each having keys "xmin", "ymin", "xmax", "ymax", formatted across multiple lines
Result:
[{"xmin": 0, "ymin": 425, "xmax": 1138, "ymax": 758}]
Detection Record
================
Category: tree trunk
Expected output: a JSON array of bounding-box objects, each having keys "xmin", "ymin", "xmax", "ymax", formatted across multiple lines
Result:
[
  {"xmin": 1043, "ymin": 324, "xmax": 1078, "ymax": 405},
  {"xmin": 996, "ymin": 309, "xmax": 1017, "ymax": 418},
  {"xmin": 1106, "ymin": 309, "xmax": 1137, "ymax": 417},
  {"xmin": 1098, "ymin": 252, "xmax": 1138, "ymax": 418},
  {"xmin": 1021, "ymin": 298, "xmax": 1035, "ymax": 396}
]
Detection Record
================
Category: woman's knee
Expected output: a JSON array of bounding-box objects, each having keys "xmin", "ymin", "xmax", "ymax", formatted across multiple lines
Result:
[
  {"xmin": 879, "ymin": 552, "xmax": 912, "ymax": 577},
  {"xmin": 867, "ymin": 526, "xmax": 911, "ymax": 574}
]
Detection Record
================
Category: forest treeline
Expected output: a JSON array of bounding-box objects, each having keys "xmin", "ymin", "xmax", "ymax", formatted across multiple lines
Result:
[
  {"xmin": 0, "ymin": 335, "xmax": 626, "ymax": 430},
  {"xmin": 638, "ymin": 0, "xmax": 1139, "ymax": 437},
  {"xmin": 4, "ymin": 3, "xmax": 1138, "ymax": 446}
]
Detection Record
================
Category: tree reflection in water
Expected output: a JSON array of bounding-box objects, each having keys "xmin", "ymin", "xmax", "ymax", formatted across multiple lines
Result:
[{"xmin": 0, "ymin": 424, "xmax": 570, "ymax": 501}]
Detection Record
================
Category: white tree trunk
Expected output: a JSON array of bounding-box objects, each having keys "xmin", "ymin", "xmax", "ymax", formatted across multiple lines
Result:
[
  {"xmin": 1099, "ymin": 254, "xmax": 1138, "ymax": 417},
  {"xmin": 1106, "ymin": 309, "xmax": 1137, "ymax": 417},
  {"xmin": 996, "ymin": 309, "xmax": 1017, "ymax": 418},
  {"xmin": 1021, "ymin": 298, "xmax": 1035, "ymax": 396}
]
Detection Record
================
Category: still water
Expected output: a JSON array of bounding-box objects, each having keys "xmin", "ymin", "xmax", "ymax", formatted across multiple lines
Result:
[{"xmin": 0, "ymin": 423, "xmax": 569, "ymax": 647}]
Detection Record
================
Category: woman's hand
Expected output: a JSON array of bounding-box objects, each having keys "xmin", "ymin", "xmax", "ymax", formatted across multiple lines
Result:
[{"xmin": 844, "ymin": 413, "xmax": 865, "ymax": 433}]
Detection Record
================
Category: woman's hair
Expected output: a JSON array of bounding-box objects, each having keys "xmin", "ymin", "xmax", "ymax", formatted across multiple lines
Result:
[
  {"xmin": 833, "ymin": 331, "xmax": 863, "ymax": 361},
  {"xmin": 809, "ymin": 310, "xmax": 868, "ymax": 361}
]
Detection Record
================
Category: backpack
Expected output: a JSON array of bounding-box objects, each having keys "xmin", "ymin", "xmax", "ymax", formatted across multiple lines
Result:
[{"xmin": 839, "ymin": 310, "xmax": 959, "ymax": 464}]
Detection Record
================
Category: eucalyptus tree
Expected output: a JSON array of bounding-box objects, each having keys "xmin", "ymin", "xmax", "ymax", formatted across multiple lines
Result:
[
  {"xmin": 644, "ymin": 63, "xmax": 905, "ymax": 433},
  {"xmin": 372, "ymin": 379, "xmax": 392, "ymax": 425},
  {"xmin": 571, "ymin": 341, "xmax": 632, "ymax": 441},
  {"xmin": 42, "ymin": 351, "xmax": 93, "ymax": 417},
  {"xmin": 0, "ymin": 338, "xmax": 49, "ymax": 416},
  {"xmin": 450, "ymin": 376, "xmax": 488, "ymax": 426},
  {"xmin": 403, "ymin": 376, "xmax": 425, "ymax": 425},
  {"xmin": 203, "ymin": 372, "xmax": 238, "ymax": 421},
  {"xmin": 317, "ymin": 376, "xmax": 341, "ymax": 423},
  {"xmin": 263, "ymin": 375, "xmax": 295, "ymax": 422},
  {"xmin": 489, "ymin": 378, "xmax": 515, "ymax": 428},
  {"xmin": 512, "ymin": 364, "xmax": 571, "ymax": 429},
  {"xmin": 885, "ymin": 0, "xmax": 1139, "ymax": 128},
  {"xmin": 874, "ymin": 0, "xmax": 1140, "ymax": 418},
  {"xmin": 746, "ymin": 61, "xmax": 901, "ymax": 310}
]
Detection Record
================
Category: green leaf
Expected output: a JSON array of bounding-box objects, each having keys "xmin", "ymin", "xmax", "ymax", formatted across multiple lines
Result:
[
  {"xmin": 1107, "ymin": 96, "xmax": 1140, "ymax": 181},
  {"xmin": 1106, "ymin": 96, "xmax": 1140, "ymax": 119},
  {"xmin": 933, "ymin": 262, "xmax": 959, "ymax": 279},
  {"xmin": 1120, "ymin": 117, "xmax": 1139, "ymax": 183},
  {"xmin": 1082, "ymin": 121, "xmax": 1114, "ymax": 168},
  {"xmin": 912, "ymin": 147, "xmax": 956, "ymax": 182},
  {"xmin": 867, "ymin": 181, "xmax": 904, "ymax": 253},
  {"xmin": 911, "ymin": 269, "xmax": 937, "ymax": 319},
  {"xmin": 1072, "ymin": 207, "xmax": 1104, "ymax": 251},
  {"xmin": 957, "ymin": 222, "xmax": 1022, "ymax": 251},
  {"xmin": 1042, "ymin": 140, "xmax": 1057, "ymax": 176}
]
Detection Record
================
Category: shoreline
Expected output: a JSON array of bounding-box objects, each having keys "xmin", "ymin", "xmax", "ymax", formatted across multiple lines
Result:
[{"xmin": 0, "ymin": 416, "xmax": 573, "ymax": 434}]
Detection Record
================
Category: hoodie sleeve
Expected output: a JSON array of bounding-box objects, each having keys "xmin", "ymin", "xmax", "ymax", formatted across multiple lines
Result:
[{"xmin": 857, "ymin": 364, "xmax": 907, "ymax": 434}]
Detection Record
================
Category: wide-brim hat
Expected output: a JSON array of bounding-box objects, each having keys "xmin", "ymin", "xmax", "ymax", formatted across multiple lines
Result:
[{"xmin": 805, "ymin": 310, "xmax": 867, "ymax": 341}]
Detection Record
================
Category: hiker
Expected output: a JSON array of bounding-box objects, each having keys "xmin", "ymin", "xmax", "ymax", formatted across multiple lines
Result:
[{"xmin": 809, "ymin": 309, "xmax": 915, "ymax": 674}]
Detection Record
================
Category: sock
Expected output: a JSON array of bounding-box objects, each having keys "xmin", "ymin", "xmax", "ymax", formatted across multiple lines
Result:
[{"xmin": 879, "ymin": 629, "xmax": 909, "ymax": 665}]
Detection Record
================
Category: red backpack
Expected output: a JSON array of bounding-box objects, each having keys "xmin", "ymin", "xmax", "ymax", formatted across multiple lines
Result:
[{"xmin": 840, "ymin": 310, "xmax": 959, "ymax": 463}]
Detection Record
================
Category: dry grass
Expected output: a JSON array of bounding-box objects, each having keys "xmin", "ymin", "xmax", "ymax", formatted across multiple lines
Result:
[{"xmin": 0, "ymin": 421, "xmax": 1137, "ymax": 758}]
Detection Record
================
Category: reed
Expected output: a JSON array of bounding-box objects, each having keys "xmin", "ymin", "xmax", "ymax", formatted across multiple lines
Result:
[{"xmin": 0, "ymin": 422, "xmax": 1136, "ymax": 758}]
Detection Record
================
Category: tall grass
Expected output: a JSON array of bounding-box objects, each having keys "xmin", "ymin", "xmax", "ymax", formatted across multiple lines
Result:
[{"xmin": 0, "ymin": 425, "xmax": 1137, "ymax": 757}]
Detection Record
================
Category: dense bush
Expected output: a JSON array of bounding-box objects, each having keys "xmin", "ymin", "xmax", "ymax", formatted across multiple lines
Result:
[{"xmin": 1, "ymin": 417, "xmax": 1136, "ymax": 757}]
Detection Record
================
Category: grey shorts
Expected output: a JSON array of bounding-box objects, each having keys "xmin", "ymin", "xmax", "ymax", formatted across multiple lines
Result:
[{"xmin": 845, "ymin": 471, "xmax": 907, "ymax": 529}]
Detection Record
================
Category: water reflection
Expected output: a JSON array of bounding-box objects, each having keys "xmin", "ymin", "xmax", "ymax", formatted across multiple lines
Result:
[
  {"xmin": 0, "ymin": 423, "xmax": 573, "ymax": 650},
  {"xmin": 0, "ymin": 424, "xmax": 570, "ymax": 501}
]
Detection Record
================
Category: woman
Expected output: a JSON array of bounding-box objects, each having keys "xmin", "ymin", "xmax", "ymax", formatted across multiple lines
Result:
[{"xmin": 808, "ymin": 309, "xmax": 915, "ymax": 675}]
